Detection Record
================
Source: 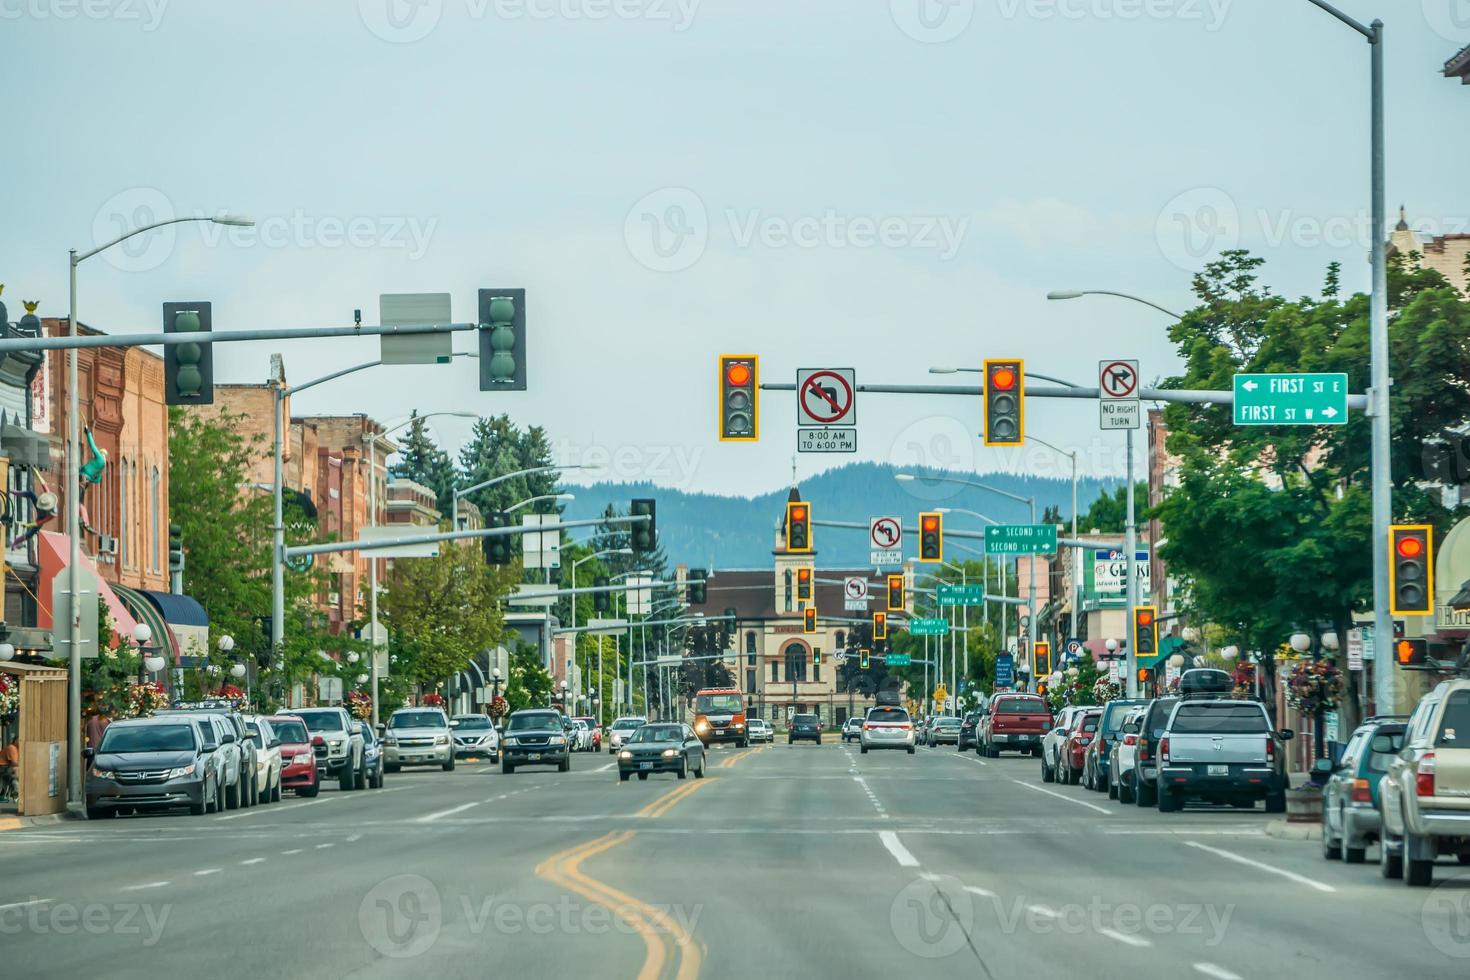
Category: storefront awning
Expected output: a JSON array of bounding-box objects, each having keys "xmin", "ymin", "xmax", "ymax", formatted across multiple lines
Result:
[
  {"xmin": 35, "ymin": 531, "xmax": 138, "ymax": 644},
  {"xmin": 114, "ymin": 585, "xmax": 210, "ymax": 665}
]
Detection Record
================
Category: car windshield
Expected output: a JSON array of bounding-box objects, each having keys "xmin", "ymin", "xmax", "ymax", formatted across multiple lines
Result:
[
  {"xmin": 793, "ymin": 715, "xmax": 818, "ymax": 724},
  {"xmin": 696, "ymin": 694, "xmax": 742, "ymax": 713},
  {"xmin": 455, "ymin": 717, "xmax": 493, "ymax": 730},
  {"xmin": 1367, "ymin": 728, "xmax": 1405, "ymax": 771},
  {"xmin": 997, "ymin": 698, "xmax": 1045, "ymax": 713},
  {"xmin": 509, "ymin": 713, "xmax": 561, "ymax": 732},
  {"xmin": 937, "ymin": 719, "xmax": 960, "ymax": 729},
  {"xmin": 612, "ymin": 718, "xmax": 646, "ymax": 731},
  {"xmin": 868, "ymin": 709, "xmax": 908, "ymax": 723},
  {"xmin": 389, "ymin": 711, "xmax": 445, "ymax": 729},
  {"xmin": 1101, "ymin": 704, "xmax": 1141, "ymax": 733},
  {"xmin": 98, "ymin": 724, "xmax": 196, "ymax": 754},
  {"xmin": 1169, "ymin": 703, "xmax": 1268, "ymax": 735},
  {"xmin": 270, "ymin": 719, "xmax": 309, "ymax": 743},
  {"xmin": 1437, "ymin": 692, "xmax": 1470, "ymax": 747},
  {"xmin": 296, "ymin": 712, "xmax": 345, "ymax": 733},
  {"xmin": 1080, "ymin": 716, "xmax": 1100, "ymax": 732},
  {"xmin": 630, "ymin": 725, "xmax": 684, "ymax": 743}
]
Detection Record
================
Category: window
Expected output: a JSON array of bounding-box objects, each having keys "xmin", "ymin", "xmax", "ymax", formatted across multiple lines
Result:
[
  {"xmin": 769, "ymin": 661, "xmax": 779, "ymax": 683},
  {"xmin": 784, "ymin": 643, "xmax": 807, "ymax": 684},
  {"xmin": 745, "ymin": 669, "xmax": 756, "ymax": 694},
  {"xmin": 1437, "ymin": 692, "xmax": 1470, "ymax": 747},
  {"xmin": 1168, "ymin": 703, "xmax": 1268, "ymax": 735},
  {"xmin": 745, "ymin": 631, "xmax": 757, "ymax": 666},
  {"xmin": 149, "ymin": 466, "xmax": 161, "ymax": 572},
  {"xmin": 835, "ymin": 630, "xmax": 846, "ymax": 651},
  {"xmin": 118, "ymin": 458, "xmax": 129, "ymax": 568}
]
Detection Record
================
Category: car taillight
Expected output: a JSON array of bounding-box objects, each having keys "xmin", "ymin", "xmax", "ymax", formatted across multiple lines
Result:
[
  {"xmin": 1349, "ymin": 778, "xmax": 1372, "ymax": 804},
  {"xmin": 1416, "ymin": 753, "xmax": 1437, "ymax": 797},
  {"xmin": 1266, "ymin": 737, "xmax": 1275, "ymax": 763},
  {"xmin": 1159, "ymin": 737, "xmax": 1170, "ymax": 762},
  {"xmin": 898, "ymin": 723, "xmax": 912, "ymax": 731},
  {"xmin": 1122, "ymin": 734, "xmax": 1137, "ymax": 746},
  {"xmin": 1138, "ymin": 737, "xmax": 1150, "ymax": 761}
]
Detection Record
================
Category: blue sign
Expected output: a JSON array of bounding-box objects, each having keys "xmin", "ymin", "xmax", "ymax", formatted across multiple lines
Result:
[
  {"xmin": 1064, "ymin": 638, "xmax": 1083, "ymax": 664},
  {"xmin": 995, "ymin": 653, "xmax": 1015, "ymax": 689}
]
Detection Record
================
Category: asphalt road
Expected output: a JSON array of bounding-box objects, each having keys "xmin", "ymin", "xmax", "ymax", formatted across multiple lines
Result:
[{"xmin": 3, "ymin": 742, "xmax": 1468, "ymax": 979}]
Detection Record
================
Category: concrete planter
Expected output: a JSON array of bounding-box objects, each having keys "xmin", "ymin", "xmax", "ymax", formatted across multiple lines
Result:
[{"xmin": 1285, "ymin": 785, "xmax": 1323, "ymax": 824}]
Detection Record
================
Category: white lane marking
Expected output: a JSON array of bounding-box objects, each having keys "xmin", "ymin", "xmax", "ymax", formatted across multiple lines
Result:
[
  {"xmin": 240, "ymin": 858, "xmax": 266, "ymax": 866},
  {"xmin": 852, "ymin": 775, "xmax": 888, "ymax": 819},
  {"xmin": 1099, "ymin": 928, "xmax": 1152, "ymax": 948},
  {"xmin": 1027, "ymin": 904, "xmax": 1059, "ymax": 919},
  {"xmin": 594, "ymin": 762, "xmax": 615, "ymax": 772},
  {"xmin": 315, "ymin": 843, "xmax": 335, "ymax": 850},
  {"xmin": 964, "ymin": 885, "xmax": 996, "ymax": 899},
  {"xmin": 1011, "ymin": 779, "xmax": 1112, "ymax": 815},
  {"xmin": 193, "ymin": 869, "xmax": 221, "ymax": 877},
  {"xmin": 217, "ymin": 797, "xmax": 334, "ymax": 821},
  {"xmin": 416, "ymin": 801, "xmax": 481, "ymax": 823},
  {"xmin": 919, "ymin": 872, "xmax": 943, "ymax": 881},
  {"xmin": 280, "ymin": 849, "xmax": 303, "ymax": 856},
  {"xmin": 346, "ymin": 834, "xmax": 362, "ymax": 843},
  {"xmin": 953, "ymin": 754, "xmax": 988, "ymax": 767},
  {"xmin": 1193, "ymin": 965, "xmax": 1242, "ymax": 980},
  {"xmin": 122, "ymin": 881, "xmax": 170, "ymax": 891},
  {"xmin": 879, "ymin": 831, "xmax": 920, "ymax": 868},
  {"xmin": 0, "ymin": 898, "xmax": 51, "ymax": 911},
  {"xmin": 1182, "ymin": 840, "xmax": 1336, "ymax": 893}
]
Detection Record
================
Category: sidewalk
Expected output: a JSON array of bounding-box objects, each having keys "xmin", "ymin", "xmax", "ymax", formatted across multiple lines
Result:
[{"xmin": 0, "ymin": 799, "xmax": 76, "ymax": 832}]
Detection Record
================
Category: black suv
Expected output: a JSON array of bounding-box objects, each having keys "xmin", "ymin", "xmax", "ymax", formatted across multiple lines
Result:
[
  {"xmin": 788, "ymin": 714, "xmax": 822, "ymax": 744},
  {"xmin": 502, "ymin": 709, "xmax": 572, "ymax": 773},
  {"xmin": 1130, "ymin": 697, "xmax": 1178, "ymax": 807},
  {"xmin": 957, "ymin": 711, "xmax": 982, "ymax": 751}
]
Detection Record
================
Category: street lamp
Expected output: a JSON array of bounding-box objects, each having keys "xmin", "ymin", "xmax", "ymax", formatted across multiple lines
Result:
[
  {"xmin": 132, "ymin": 623, "xmax": 166, "ymax": 682},
  {"xmin": 451, "ymin": 464, "xmax": 586, "ymax": 530},
  {"xmin": 1169, "ymin": 653, "xmax": 1186, "ymax": 669},
  {"xmin": 65, "ymin": 210, "xmax": 254, "ymax": 808},
  {"xmin": 506, "ymin": 492, "xmax": 575, "ymax": 513},
  {"xmin": 0, "ymin": 643, "xmax": 14, "ymax": 662},
  {"xmin": 572, "ymin": 547, "xmax": 633, "ymax": 724}
]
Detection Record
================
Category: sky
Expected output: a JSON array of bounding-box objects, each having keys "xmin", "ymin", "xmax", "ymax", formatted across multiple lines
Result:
[{"xmin": 3, "ymin": 1, "xmax": 1467, "ymax": 498}]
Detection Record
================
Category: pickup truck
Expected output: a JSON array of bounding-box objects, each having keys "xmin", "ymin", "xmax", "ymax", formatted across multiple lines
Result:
[
  {"xmin": 979, "ymin": 694, "xmax": 1052, "ymax": 758},
  {"xmin": 1378, "ymin": 678, "xmax": 1470, "ymax": 886},
  {"xmin": 1155, "ymin": 699, "xmax": 1290, "ymax": 813}
]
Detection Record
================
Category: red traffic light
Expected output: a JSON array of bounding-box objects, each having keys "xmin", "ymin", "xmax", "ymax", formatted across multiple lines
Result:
[
  {"xmin": 791, "ymin": 505, "xmax": 807, "ymax": 521},
  {"xmin": 922, "ymin": 516, "xmax": 937, "ymax": 532},
  {"xmin": 1137, "ymin": 609, "xmax": 1154, "ymax": 627},
  {"xmin": 797, "ymin": 567, "xmax": 811, "ymax": 582},
  {"xmin": 726, "ymin": 362, "xmax": 752, "ymax": 387},
  {"xmin": 990, "ymin": 366, "xmax": 1017, "ymax": 390},
  {"xmin": 1396, "ymin": 536, "xmax": 1423, "ymax": 559}
]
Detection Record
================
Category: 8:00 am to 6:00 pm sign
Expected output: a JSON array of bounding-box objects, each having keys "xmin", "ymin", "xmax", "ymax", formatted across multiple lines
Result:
[{"xmin": 797, "ymin": 427, "xmax": 856, "ymax": 453}]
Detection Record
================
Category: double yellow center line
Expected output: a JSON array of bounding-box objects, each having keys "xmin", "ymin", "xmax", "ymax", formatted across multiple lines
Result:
[{"xmin": 637, "ymin": 779, "xmax": 707, "ymax": 818}]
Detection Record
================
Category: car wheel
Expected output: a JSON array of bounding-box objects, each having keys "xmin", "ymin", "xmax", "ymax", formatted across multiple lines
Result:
[
  {"xmin": 558, "ymin": 757, "xmax": 570, "ymax": 773},
  {"xmin": 860, "ymin": 746, "xmax": 869, "ymax": 754},
  {"xmin": 1380, "ymin": 828, "xmax": 1404, "ymax": 879},
  {"xmin": 1119, "ymin": 780, "xmax": 1135, "ymax": 805},
  {"xmin": 226, "ymin": 775, "xmax": 241, "ymax": 810},
  {"xmin": 619, "ymin": 770, "xmax": 630, "ymax": 782},
  {"xmin": 695, "ymin": 757, "xmax": 706, "ymax": 779},
  {"xmin": 86, "ymin": 805, "xmax": 110, "ymax": 820},
  {"xmin": 502, "ymin": 761, "xmax": 515, "ymax": 774},
  {"xmin": 442, "ymin": 756, "xmax": 455, "ymax": 772},
  {"xmin": 1343, "ymin": 845, "xmax": 1366, "ymax": 864},
  {"xmin": 356, "ymin": 760, "xmax": 368, "ymax": 790},
  {"xmin": 1157, "ymin": 787, "xmax": 1181, "ymax": 813},
  {"xmin": 190, "ymin": 792, "xmax": 206, "ymax": 816},
  {"xmin": 385, "ymin": 763, "xmax": 400, "ymax": 773},
  {"xmin": 638, "ymin": 772, "xmax": 649, "ymax": 780},
  {"xmin": 1322, "ymin": 828, "xmax": 1342, "ymax": 860},
  {"xmin": 1136, "ymin": 781, "xmax": 1155, "ymax": 807},
  {"xmin": 1108, "ymin": 780, "xmax": 1118, "ymax": 800},
  {"xmin": 299, "ymin": 777, "xmax": 320, "ymax": 798},
  {"xmin": 1405, "ymin": 834, "xmax": 1434, "ymax": 887},
  {"xmin": 907, "ymin": 746, "xmax": 915, "ymax": 755},
  {"xmin": 1458, "ymin": 853, "xmax": 1470, "ymax": 866},
  {"xmin": 1264, "ymin": 790, "xmax": 1286, "ymax": 814},
  {"xmin": 1042, "ymin": 759, "xmax": 1054, "ymax": 783},
  {"xmin": 677, "ymin": 761, "xmax": 687, "ymax": 780}
]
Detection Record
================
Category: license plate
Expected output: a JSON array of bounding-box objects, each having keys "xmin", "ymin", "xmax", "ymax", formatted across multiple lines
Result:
[
  {"xmin": 995, "ymin": 734, "xmax": 1009, "ymax": 742},
  {"xmin": 715, "ymin": 730, "xmax": 725, "ymax": 735},
  {"xmin": 527, "ymin": 753, "xmax": 541, "ymax": 762},
  {"xmin": 640, "ymin": 762, "xmax": 653, "ymax": 770},
  {"xmin": 1208, "ymin": 764, "xmax": 1228, "ymax": 776}
]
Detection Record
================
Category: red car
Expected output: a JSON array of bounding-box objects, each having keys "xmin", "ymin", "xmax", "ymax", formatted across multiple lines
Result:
[
  {"xmin": 1058, "ymin": 710, "xmax": 1102, "ymax": 786},
  {"xmin": 978, "ymin": 693, "xmax": 1053, "ymax": 757},
  {"xmin": 269, "ymin": 715, "xmax": 320, "ymax": 797}
]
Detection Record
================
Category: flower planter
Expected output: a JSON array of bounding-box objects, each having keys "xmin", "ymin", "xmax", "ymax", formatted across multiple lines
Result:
[{"xmin": 1285, "ymin": 786, "xmax": 1323, "ymax": 824}]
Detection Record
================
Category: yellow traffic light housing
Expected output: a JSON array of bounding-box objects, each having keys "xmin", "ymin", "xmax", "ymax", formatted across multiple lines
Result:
[
  {"xmin": 873, "ymin": 611, "xmax": 887, "ymax": 641},
  {"xmin": 786, "ymin": 500, "xmax": 812, "ymax": 553},
  {"xmin": 919, "ymin": 512, "xmax": 943, "ymax": 563},
  {"xmin": 886, "ymin": 573, "xmax": 904, "ymax": 612},
  {"xmin": 803, "ymin": 605, "xmax": 817, "ymax": 634},
  {"xmin": 1389, "ymin": 525, "xmax": 1434, "ymax": 616},
  {"xmin": 719, "ymin": 355, "xmax": 759, "ymax": 441}
]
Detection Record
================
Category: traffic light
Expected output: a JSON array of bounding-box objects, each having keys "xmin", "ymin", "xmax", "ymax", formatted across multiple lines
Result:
[
  {"xmin": 163, "ymin": 302, "xmax": 214, "ymax": 405},
  {"xmin": 168, "ymin": 523, "xmax": 185, "ymax": 577},
  {"xmin": 1133, "ymin": 606, "xmax": 1158, "ymax": 657},
  {"xmin": 812, "ymin": 647, "xmax": 822, "ymax": 668},
  {"xmin": 873, "ymin": 611, "xmax": 887, "ymax": 641},
  {"xmin": 786, "ymin": 500, "xmax": 812, "ymax": 553},
  {"xmin": 1390, "ymin": 525, "xmax": 1434, "ymax": 616},
  {"xmin": 860, "ymin": 648, "xmax": 870, "ymax": 670},
  {"xmin": 983, "ymin": 358, "xmax": 1024, "ymax": 446},
  {"xmin": 1395, "ymin": 637, "xmax": 1429, "ymax": 668},
  {"xmin": 482, "ymin": 512, "xmax": 513, "ymax": 566},
  {"xmin": 687, "ymin": 568, "xmax": 707, "ymax": 605},
  {"xmin": 796, "ymin": 566, "xmax": 813, "ymax": 603},
  {"xmin": 593, "ymin": 576, "xmax": 611, "ymax": 614},
  {"xmin": 803, "ymin": 605, "xmax": 817, "ymax": 634},
  {"xmin": 1033, "ymin": 640, "xmax": 1051, "ymax": 677},
  {"xmin": 1137, "ymin": 667, "xmax": 1153, "ymax": 688},
  {"xmin": 630, "ymin": 499, "xmax": 657, "ymax": 554},
  {"xmin": 718, "ymin": 354, "xmax": 759, "ymax": 441},
  {"xmin": 478, "ymin": 288, "xmax": 527, "ymax": 391},
  {"xmin": 887, "ymin": 573, "xmax": 904, "ymax": 612},
  {"xmin": 919, "ymin": 512, "xmax": 943, "ymax": 563}
]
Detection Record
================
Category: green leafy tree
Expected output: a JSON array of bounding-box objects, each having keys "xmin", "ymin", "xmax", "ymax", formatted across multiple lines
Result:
[
  {"xmin": 1077, "ymin": 483, "xmax": 1146, "ymax": 535},
  {"xmin": 506, "ymin": 640, "xmax": 552, "ymax": 712}
]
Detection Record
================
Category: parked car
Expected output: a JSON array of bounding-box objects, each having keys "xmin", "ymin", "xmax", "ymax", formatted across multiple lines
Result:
[
  {"xmin": 572, "ymin": 717, "xmax": 602, "ymax": 752},
  {"xmin": 356, "ymin": 721, "xmax": 385, "ymax": 788},
  {"xmin": 861, "ymin": 706, "xmax": 916, "ymax": 754},
  {"xmin": 569, "ymin": 719, "xmax": 595, "ymax": 752},
  {"xmin": 290, "ymin": 707, "xmax": 366, "ymax": 791},
  {"xmin": 1059, "ymin": 710, "xmax": 1102, "ymax": 785},
  {"xmin": 747, "ymin": 718, "xmax": 774, "ymax": 743},
  {"xmin": 1042, "ymin": 705, "xmax": 1098, "ymax": 783},
  {"xmin": 243, "ymin": 714, "xmax": 284, "ymax": 804},
  {"xmin": 85, "ymin": 717, "xmax": 223, "ymax": 818},
  {"xmin": 1084, "ymin": 699, "xmax": 1147, "ymax": 793},
  {"xmin": 606, "ymin": 716, "xmax": 647, "ymax": 753},
  {"xmin": 1155, "ymin": 699, "xmax": 1290, "ymax": 813},
  {"xmin": 502, "ymin": 709, "xmax": 572, "ymax": 773},
  {"xmin": 383, "ymin": 707, "xmax": 456, "ymax": 772},
  {"xmin": 979, "ymin": 694, "xmax": 1052, "ymax": 757},
  {"xmin": 156, "ymin": 710, "xmax": 249, "ymax": 809},
  {"xmin": 617, "ymin": 723, "xmax": 707, "ymax": 781},
  {"xmin": 957, "ymin": 711, "xmax": 982, "ymax": 751},
  {"xmin": 268, "ymin": 715, "xmax": 320, "ymax": 797},
  {"xmin": 452, "ymin": 714, "xmax": 501, "ymax": 761},
  {"xmin": 788, "ymin": 713, "xmax": 822, "ymax": 744},
  {"xmin": 927, "ymin": 717, "xmax": 962, "ymax": 747},
  {"xmin": 1378, "ymin": 679, "xmax": 1470, "ymax": 886},
  {"xmin": 841, "ymin": 717, "xmax": 864, "ymax": 743},
  {"xmin": 1130, "ymin": 696, "xmax": 1179, "ymax": 807},
  {"xmin": 1321, "ymin": 717, "xmax": 1406, "ymax": 864},
  {"xmin": 1107, "ymin": 706, "xmax": 1148, "ymax": 803}
]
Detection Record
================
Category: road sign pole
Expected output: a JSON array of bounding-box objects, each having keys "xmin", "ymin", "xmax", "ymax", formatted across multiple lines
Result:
[{"xmin": 1124, "ymin": 428, "xmax": 1138, "ymax": 698}]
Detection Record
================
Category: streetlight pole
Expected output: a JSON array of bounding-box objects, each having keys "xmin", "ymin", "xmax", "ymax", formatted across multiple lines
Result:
[
  {"xmin": 66, "ymin": 211, "xmax": 253, "ymax": 808},
  {"xmin": 570, "ymin": 547, "xmax": 631, "ymax": 721},
  {"xmin": 451, "ymin": 465, "xmax": 584, "ymax": 530}
]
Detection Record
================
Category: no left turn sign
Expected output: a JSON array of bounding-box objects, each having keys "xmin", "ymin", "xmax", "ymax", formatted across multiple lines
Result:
[{"xmin": 797, "ymin": 368, "xmax": 856, "ymax": 426}]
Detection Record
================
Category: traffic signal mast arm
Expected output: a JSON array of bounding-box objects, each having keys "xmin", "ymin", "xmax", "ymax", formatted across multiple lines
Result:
[
  {"xmin": 0, "ymin": 319, "xmax": 481, "ymax": 354},
  {"xmin": 282, "ymin": 514, "xmax": 648, "ymax": 559},
  {"xmin": 810, "ymin": 519, "xmax": 1122, "ymax": 552}
]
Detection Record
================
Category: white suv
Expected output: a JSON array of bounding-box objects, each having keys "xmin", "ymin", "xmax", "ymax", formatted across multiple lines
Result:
[{"xmin": 860, "ymin": 706, "xmax": 916, "ymax": 754}]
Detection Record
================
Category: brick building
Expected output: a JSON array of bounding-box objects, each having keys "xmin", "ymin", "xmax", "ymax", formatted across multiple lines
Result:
[{"xmin": 1389, "ymin": 207, "xmax": 1470, "ymax": 297}]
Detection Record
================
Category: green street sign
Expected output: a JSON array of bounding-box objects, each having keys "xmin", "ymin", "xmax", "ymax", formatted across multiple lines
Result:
[
  {"xmin": 937, "ymin": 583, "xmax": 985, "ymax": 606},
  {"xmin": 884, "ymin": 653, "xmax": 912, "ymax": 667},
  {"xmin": 908, "ymin": 618, "xmax": 949, "ymax": 637},
  {"xmin": 985, "ymin": 524, "xmax": 1058, "ymax": 555},
  {"xmin": 1233, "ymin": 373, "xmax": 1348, "ymax": 426}
]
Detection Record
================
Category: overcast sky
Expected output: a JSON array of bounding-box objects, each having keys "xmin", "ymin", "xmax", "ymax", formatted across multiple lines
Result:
[{"xmin": 5, "ymin": 1, "xmax": 1467, "ymax": 497}]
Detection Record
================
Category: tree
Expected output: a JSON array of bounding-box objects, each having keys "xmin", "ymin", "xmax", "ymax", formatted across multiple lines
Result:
[
  {"xmin": 1077, "ymin": 483, "xmax": 1146, "ymax": 535},
  {"xmin": 506, "ymin": 640, "xmax": 552, "ymax": 712},
  {"xmin": 391, "ymin": 411, "xmax": 457, "ymax": 514},
  {"xmin": 1155, "ymin": 250, "xmax": 1470, "ymax": 726}
]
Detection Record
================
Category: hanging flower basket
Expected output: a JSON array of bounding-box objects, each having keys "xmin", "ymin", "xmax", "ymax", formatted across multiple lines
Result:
[
  {"xmin": 488, "ymin": 695, "xmax": 509, "ymax": 720},
  {"xmin": 1092, "ymin": 678, "xmax": 1122, "ymax": 704},
  {"xmin": 1285, "ymin": 658, "xmax": 1342, "ymax": 715},
  {"xmin": 422, "ymin": 692, "xmax": 446, "ymax": 708},
  {"xmin": 210, "ymin": 684, "xmax": 247, "ymax": 711},
  {"xmin": 346, "ymin": 690, "xmax": 373, "ymax": 721},
  {"xmin": 0, "ymin": 675, "xmax": 18, "ymax": 721},
  {"xmin": 125, "ymin": 681, "xmax": 170, "ymax": 718}
]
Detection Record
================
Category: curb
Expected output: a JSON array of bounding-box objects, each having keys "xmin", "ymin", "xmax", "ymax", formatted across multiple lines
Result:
[
  {"xmin": 0, "ymin": 811, "xmax": 76, "ymax": 832},
  {"xmin": 1265, "ymin": 818, "xmax": 1322, "ymax": 842}
]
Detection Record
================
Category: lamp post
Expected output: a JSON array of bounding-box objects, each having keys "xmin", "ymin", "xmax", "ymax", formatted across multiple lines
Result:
[
  {"xmin": 451, "ymin": 465, "xmax": 585, "ymax": 530},
  {"xmin": 66, "ymin": 211, "xmax": 253, "ymax": 808},
  {"xmin": 132, "ymin": 623, "xmax": 167, "ymax": 688},
  {"xmin": 571, "ymin": 547, "xmax": 632, "ymax": 725}
]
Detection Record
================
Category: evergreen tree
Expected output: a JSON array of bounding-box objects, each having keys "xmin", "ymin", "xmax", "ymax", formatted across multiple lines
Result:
[{"xmin": 390, "ymin": 411, "xmax": 457, "ymax": 515}]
